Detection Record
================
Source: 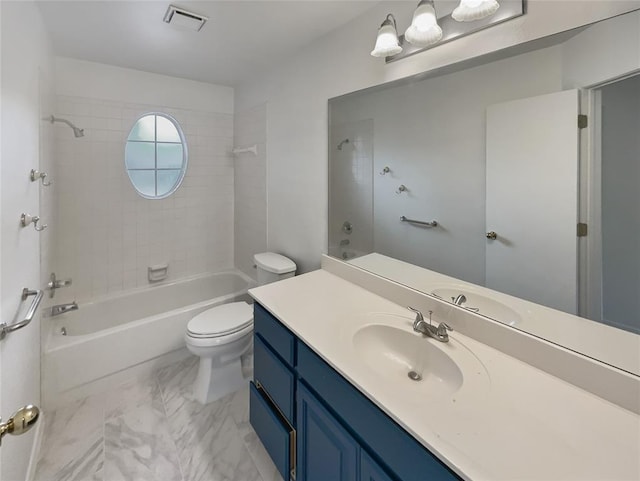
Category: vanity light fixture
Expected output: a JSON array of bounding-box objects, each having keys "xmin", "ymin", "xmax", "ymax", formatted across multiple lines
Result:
[
  {"xmin": 371, "ymin": 0, "xmax": 522, "ymax": 63},
  {"xmin": 371, "ymin": 14, "xmax": 402, "ymax": 57},
  {"xmin": 404, "ymin": 0, "xmax": 443, "ymax": 48},
  {"xmin": 452, "ymin": 0, "xmax": 500, "ymax": 22}
]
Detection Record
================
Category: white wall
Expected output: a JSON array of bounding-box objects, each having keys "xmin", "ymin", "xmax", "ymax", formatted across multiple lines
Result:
[
  {"xmin": 600, "ymin": 75, "xmax": 640, "ymax": 332},
  {"xmin": 234, "ymin": 103, "xmax": 267, "ymax": 278},
  {"xmin": 235, "ymin": 0, "xmax": 640, "ymax": 274},
  {"xmin": 0, "ymin": 1, "xmax": 54, "ymax": 479},
  {"xmin": 55, "ymin": 57, "xmax": 233, "ymax": 115},
  {"xmin": 562, "ymin": 10, "xmax": 640, "ymax": 89},
  {"xmin": 53, "ymin": 59, "xmax": 235, "ymax": 302},
  {"xmin": 330, "ymin": 46, "xmax": 563, "ymax": 285}
]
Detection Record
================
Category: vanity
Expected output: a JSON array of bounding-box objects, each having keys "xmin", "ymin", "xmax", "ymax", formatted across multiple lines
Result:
[
  {"xmin": 249, "ymin": 256, "xmax": 640, "ymax": 481},
  {"xmin": 249, "ymin": 302, "xmax": 457, "ymax": 481}
]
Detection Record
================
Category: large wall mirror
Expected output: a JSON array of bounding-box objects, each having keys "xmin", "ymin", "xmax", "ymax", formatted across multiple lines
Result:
[{"xmin": 328, "ymin": 10, "xmax": 640, "ymax": 374}]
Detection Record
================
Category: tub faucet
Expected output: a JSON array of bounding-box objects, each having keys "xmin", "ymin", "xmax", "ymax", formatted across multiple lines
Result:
[
  {"xmin": 50, "ymin": 302, "xmax": 78, "ymax": 317},
  {"xmin": 407, "ymin": 307, "xmax": 452, "ymax": 343}
]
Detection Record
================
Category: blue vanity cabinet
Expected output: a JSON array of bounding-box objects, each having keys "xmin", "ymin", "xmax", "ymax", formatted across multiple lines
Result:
[
  {"xmin": 297, "ymin": 381, "xmax": 358, "ymax": 481},
  {"xmin": 297, "ymin": 342, "xmax": 460, "ymax": 481},
  {"xmin": 251, "ymin": 303, "xmax": 297, "ymax": 481},
  {"xmin": 361, "ymin": 451, "xmax": 396, "ymax": 481},
  {"xmin": 253, "ymin": 335, "xmax": 295, "ymax": 423},
  {"xmin": 254, "ymin": 303, "xmax": 295, "ymax": 366},
  {"xmin": 249, "ymin": 382, "xmax": 293, "ymax": 480},
  {"xmin": 251, "ymin": 303, "xmax": 462, "ymax": 481}
]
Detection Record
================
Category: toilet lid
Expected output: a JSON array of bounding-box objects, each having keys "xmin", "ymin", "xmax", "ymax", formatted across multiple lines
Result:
[{"xmin": 187, "ymin": 302, "xmax": 253, "ymax": 337}]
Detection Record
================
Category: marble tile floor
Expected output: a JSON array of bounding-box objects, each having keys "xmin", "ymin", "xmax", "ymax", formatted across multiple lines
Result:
[{"xmin": 35, "ymin": 355, "xmax": 283, "ymax": 481}]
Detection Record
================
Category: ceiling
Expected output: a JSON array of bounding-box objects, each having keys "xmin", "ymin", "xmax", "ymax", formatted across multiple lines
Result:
[{"xmin": 37, "ymin": 1, "xmax": 388, "ymax": 87}]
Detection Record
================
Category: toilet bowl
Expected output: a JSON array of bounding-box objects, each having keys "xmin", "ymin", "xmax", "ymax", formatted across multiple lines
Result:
[
  {"xmin": 185, "ymin": 301, "xmax": 254, "ymax": 404},
  {"xmin": 185, "ymin": 252, "xmax": 296, "ymax": 404}
]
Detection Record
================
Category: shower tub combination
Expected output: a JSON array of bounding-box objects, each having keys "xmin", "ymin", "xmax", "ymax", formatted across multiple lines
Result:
[{"xmin": 43, "ymin": 270, "xmax": 253, "ymax": 406}]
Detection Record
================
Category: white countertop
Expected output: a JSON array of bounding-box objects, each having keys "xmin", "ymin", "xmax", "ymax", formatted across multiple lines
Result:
[{"xmin": 250, "ymin": 269, "xmax": 640, "ymax": 481}]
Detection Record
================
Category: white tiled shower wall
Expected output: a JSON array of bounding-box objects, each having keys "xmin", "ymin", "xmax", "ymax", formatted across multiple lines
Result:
[
  {"xmin": 233, "ymin": 103, "xmax": 267, "ymax": 279},
  {"xmin": 52, "ymin": 95, "xmax": 234, "ymax": 302}
]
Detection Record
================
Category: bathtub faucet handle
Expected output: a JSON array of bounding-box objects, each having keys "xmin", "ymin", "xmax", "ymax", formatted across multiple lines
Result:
[{"xmin": 47, "ymin": 273, "xmax": 72, "ymax": 298}]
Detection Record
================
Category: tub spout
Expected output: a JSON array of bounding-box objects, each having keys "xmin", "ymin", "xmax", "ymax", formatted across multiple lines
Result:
[{"xmin": 51, "ymin": 302, "xmax": 78, "ymax": 317}]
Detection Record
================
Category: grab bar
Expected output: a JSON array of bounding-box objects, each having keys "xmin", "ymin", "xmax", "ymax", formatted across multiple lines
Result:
[
  {"xmin": 0, "ymin": 289, "xmax": 44, "ymax": 340},
  {"xmin": 400, "ymin": 216, "xmax": 438, "ymax": 227}
]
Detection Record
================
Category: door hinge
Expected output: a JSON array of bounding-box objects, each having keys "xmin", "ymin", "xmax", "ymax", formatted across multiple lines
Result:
[
  {"xmin": 578, "ymin": 114, "xmax": 588, "ymax": 129},
  {"xmin": 577, "ymin": 223, "xmax": 588, "ymax": 237}
]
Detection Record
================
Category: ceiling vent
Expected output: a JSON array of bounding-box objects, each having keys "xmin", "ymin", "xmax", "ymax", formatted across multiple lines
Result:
[{"xmin": 163, "ymin": 5, "xmax": 208, "ymax": 32}]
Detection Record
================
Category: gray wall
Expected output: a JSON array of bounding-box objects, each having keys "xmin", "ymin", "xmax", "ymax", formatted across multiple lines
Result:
[{"xmin": 601, "ymin": 75, "xmax": 640, "ymax": 332}]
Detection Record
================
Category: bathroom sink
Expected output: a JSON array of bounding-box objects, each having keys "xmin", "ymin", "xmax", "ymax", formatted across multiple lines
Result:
[
  {"xmin": 338, "ymin": 312, "xmax": 490, "ymax": 402},
  {"xmin": 431, "ymin": 288, "xmax": 522, "ymax": 326},
  {"xmin": 352, "ymin": 324, "xmax": 463, "ymax": 396}
]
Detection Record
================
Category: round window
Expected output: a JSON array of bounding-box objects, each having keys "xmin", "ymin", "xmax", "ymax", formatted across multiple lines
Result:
[{"xmin": 125, "ymin": 113, "xmax": 188, "ymax": 199}]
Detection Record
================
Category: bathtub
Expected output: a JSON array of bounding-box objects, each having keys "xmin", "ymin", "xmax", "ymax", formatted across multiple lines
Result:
[{"xmin": 43, "ymin": 270, "xmax": 254, "ymax": 404}]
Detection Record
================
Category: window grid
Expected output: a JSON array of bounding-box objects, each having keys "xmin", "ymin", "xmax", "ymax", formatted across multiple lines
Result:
[{"xmin": 125, "ymin": 113, "xmax": 187, "ymax": 199}]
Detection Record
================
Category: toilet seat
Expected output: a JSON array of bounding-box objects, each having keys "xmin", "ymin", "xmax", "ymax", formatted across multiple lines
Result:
[{"xmin": 187, "ymin": 301, "xmax": 253, "ymax": 339}]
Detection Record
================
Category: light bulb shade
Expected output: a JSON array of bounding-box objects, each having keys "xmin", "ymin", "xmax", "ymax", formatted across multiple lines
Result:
[
  {"xmin": 371, "ymin": 15, "xmax": 402, "ymax": 57},
  {"xmin": 452, "ymin": 0, "xmax": 500, "ymax": 22},
  {"xmin": 404, "ymin": 0, "xmax": 443, "ymax": 47}
]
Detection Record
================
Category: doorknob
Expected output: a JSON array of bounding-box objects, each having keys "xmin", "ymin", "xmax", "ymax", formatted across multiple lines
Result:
[
  {"xmin": 486, "ymin": 231, "xmax": 498, "ymax": 240},
  {"xmin": 0, "ymin": 405, "xmax": 39, "ymax": 446}
]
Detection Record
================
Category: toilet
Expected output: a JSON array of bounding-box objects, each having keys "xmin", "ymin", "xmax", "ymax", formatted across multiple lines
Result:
[{"xmin": 185, "ymin": 252, "xmax": 297, "ymax": 404}]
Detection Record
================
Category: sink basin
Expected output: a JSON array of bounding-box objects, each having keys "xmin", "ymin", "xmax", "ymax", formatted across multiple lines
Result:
[
  {"xmin": 353, "ymin": 324, "xmax": 463, "ymax": 396},
  {"xmin": 338, "ymin": 312, "xmax": 490, "ymax": 402},
  {"xmin": 431, "ymin": 288, "xmax": 522, "ymax": 326}
]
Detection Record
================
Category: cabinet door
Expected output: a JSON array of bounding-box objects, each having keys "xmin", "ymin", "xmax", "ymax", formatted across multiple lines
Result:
[
  {"xmin": 297, "ymin": 381, "xmax": 358, "ymax": 481},
  {"xmin": 361, "ymin": 451, "xmax": 395, "ymax": 481}
]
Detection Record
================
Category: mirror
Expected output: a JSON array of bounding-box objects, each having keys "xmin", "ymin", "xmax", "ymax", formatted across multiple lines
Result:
[{"xmin": 328, "ymin": 10, "xmax": 640, "ymax": 375}]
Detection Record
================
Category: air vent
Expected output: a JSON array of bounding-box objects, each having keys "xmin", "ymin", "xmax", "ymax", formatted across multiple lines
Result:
[{"xmin": 163, "ymin": 5, "xmax": 208, "ymax": 32}]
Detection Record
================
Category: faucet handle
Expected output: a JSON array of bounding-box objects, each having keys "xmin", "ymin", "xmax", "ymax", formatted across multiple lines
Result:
[
  {"xmin": 437, "ymin": 322, "xmax": 453, "ymax": 337},
  {"xmin": 407, "ymin": 306, "xmax": 424, "ymax": 331},
  {"xmin": 407, "ymin": 306, "xmax": 423, "ymax": 321}
]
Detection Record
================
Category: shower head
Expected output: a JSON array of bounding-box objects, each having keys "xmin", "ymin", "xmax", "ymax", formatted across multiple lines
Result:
[
  {"xmin": 337, "ymin": 138, "xmax": 350, "ymax": 150},
  {"xmin": 48, "ymin": 115, "xmax": 84, "ymax": 138}
]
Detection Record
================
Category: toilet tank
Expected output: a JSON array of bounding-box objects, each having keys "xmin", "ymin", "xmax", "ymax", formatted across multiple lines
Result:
[{"xmin": 254, "ymin": 252, "xmax": 296, "ymax": 285}]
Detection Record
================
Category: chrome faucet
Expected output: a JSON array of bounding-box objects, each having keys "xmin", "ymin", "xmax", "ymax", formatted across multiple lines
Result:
[
  {"xmin": 452, "ymin": 294, "xmax": 466, "ymax": 306},
  {"xmin": 50, "ymin": 302, "xmax": 78, "ymax": 317},
  {"xmin": 47, "ymin": 272, "xmax": 72, "ymax": 298},
  {"xmin": 407, "ymin": 307, "xmax": 452, "ymax": 342},
  {"xmin": 451, "ymin": 294, "xmax": 479, "ymax": 312}
]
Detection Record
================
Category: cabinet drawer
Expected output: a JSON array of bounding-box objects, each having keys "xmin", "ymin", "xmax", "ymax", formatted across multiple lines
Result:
[
  {"xmin": 254, "ymin": 303, "xmax": 295, "ymax": 366},
  {"xmin": 297, "ymin": 342, "xmax": 461, "ymax": 481},
  {"xmin": 254, "ymin": 334, "xmax": 295, "ymax": 424},
  {"xmin": 249, "ymin": 381, "xmax": 295, "ymax": 481}
]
